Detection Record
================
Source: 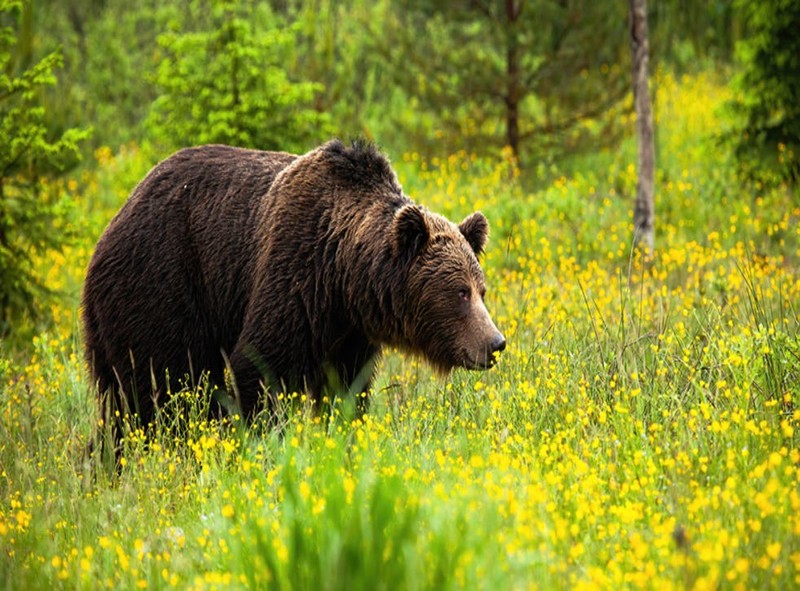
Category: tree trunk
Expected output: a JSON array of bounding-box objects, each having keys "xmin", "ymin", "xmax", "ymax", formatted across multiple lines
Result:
[
  {"xmin": 505, "ymin": 0, "xmax": 522, "ymax": 162},
  {"xmin": 630, "ymin": 0, "xmax": 655, "ymax": 253}
]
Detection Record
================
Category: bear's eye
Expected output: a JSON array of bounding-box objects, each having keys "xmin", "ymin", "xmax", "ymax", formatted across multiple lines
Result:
[{"xmin": 458, "ymin": 288, "xmax": 470, "ymax": 302}]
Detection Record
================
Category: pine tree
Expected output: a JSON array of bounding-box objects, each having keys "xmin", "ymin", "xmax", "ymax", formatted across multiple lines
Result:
[
  {"xmin": 729, "ymin": 0, "xmax": 800, "ymax": 185},
  {"xmin": 147, "ymin": 0, "xmax": 329, "ymax": 152},
  {"xmin": 0, "ymin": 0, "xmax": 90, "ymax": 335}
]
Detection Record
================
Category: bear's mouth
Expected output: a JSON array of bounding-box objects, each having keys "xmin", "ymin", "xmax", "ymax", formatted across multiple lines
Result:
[{"xmin": 462, "ymin": 348, "xmax": 499, "ymax": 371}]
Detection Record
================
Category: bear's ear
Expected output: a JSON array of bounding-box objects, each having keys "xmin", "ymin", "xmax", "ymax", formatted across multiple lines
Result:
[
  {"xmin": 459, "ymin": 211, "xmax": 489, "ymax": 255},
  {"xmin": 394, "ymin": 204, "xmax": 429, "ymax": 260}
]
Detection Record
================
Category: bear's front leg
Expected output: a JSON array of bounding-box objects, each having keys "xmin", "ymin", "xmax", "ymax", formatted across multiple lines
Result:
[
  {"xmin": 226, "ymin": 348, "xmax": 263, "ymax": 421},
  {"xmin": 228, "ymin": 327, "xmax": 317, "ymax": 422},
  {"xmin": 329, "ymin": 335, "xmax": 380, "ymax": 419}
]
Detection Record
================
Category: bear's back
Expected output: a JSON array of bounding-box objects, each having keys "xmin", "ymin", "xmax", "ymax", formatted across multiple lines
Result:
[
  {"xmin": 93, "ymin": 144, "xmax": 297, "ymax": 308},
  {"xmin": 83, "ymin": 145, "xmax": 297, "ymax": 409}
]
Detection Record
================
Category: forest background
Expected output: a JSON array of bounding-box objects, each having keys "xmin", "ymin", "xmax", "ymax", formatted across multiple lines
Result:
[
  {"xmin": 1, "ymin": 0, "xmax": 799, "ymax": 589},
  {"xmin": 2, "ymin": 0, "xmax": 798, "ymax": 333},
  {"xmin": 9, "ymin": 0, "xmax": 780, "ymax": 163}
]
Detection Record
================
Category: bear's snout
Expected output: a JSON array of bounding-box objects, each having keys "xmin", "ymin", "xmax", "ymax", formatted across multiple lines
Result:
[
  {"xmin": 463, "ymin": 298, "xmax": 506, "ymax": 370},
  {"xmin": 480, "ymin": 330, "xmax": 506, "ymax": 368},
  {"xmin": 490, "ymin": 333, "xmax": 507, "ymax": 354}
]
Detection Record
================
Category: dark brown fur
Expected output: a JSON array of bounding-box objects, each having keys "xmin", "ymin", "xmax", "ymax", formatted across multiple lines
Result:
[{"xmin": 83, "ymin": 140, "xmax": 504, "ymax": 441}]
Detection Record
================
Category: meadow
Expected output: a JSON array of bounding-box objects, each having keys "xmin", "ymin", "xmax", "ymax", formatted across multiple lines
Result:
[{"xmin": 1, "ymin": 71, "xmax": 798, "ymax": 590}]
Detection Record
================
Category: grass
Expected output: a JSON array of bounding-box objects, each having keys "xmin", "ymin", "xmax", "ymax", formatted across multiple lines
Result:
[{"xmin": 1, "ymin": 71, "xmax": 799, "ymax": 590}]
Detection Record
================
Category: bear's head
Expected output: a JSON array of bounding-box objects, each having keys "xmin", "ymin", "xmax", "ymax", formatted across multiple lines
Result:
[{"xmin": 394, "ymin": 204, "xmax": 506, "ymax": 373}]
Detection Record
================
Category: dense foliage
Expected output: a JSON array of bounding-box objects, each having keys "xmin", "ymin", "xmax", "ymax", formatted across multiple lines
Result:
[
  {"xmin": 30, "ymin": 0, "xmax": 745, "ymax": 161},
  {"xmin": 0, "ymin": 0, "xmax": 89, "ymax": 336},
  {"xmin": 728, "ymin": 0, "xmax": 800, "ymax": 185}
]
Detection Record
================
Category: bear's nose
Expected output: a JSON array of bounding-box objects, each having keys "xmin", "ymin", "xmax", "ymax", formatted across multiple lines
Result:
[{"xmin": 491, "ymin": 333, "xmax": 506, "ymax": 353}]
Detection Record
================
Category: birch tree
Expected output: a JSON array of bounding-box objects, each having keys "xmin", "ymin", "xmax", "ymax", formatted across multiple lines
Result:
[{"xmin": 630, "ymin": 0, "xmax": 655, "ymax": 252}]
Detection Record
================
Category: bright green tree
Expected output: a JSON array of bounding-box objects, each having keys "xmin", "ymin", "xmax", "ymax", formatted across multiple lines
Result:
[
  {"xmin": 147, "ymin": 0, "xmax": 330, "ymax": 152},
  {"xmin": 0, "ymin": 0, "xmax": 89, "ymax": 336},
  {"xmin": 285, "ymin": 0, "xmax": 392, "ymax": 142},
  {"xmin": 729, "ymin": 0, "xmax": 800, "ymax": 185}
]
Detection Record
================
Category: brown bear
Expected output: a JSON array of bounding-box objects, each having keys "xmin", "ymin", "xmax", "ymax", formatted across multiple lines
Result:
[{"xmin": 82, "ymin": 139, "xmax": 505, "ymax": 442}]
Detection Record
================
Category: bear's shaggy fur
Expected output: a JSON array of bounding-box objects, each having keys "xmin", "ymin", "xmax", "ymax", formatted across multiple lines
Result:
[{"xmin": 83, "ymin": 140, "xmax": 504, "ymax": 438}]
